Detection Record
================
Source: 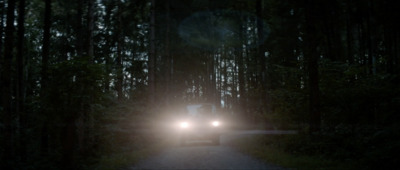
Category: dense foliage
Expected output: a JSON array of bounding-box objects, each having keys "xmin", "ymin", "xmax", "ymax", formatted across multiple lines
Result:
[{"xmin": 0, "ymin": 0, "xmax": 399, "ymax": 169}]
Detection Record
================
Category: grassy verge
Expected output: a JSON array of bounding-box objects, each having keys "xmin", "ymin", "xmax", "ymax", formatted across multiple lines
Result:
[
  {"xmin": 92, "ymin": 134, "xmax": 175, "ymax": 170},
  {"xmin": 229, "ymin": 135, "xmax": 361, "ymax": 170},
  {"xmin": 90, "ymin": 130, "xmax": 177, "ymax": 170},
  {"xmin": 88, "ymin": 103, "xmax": 179, "ymax": 170}
]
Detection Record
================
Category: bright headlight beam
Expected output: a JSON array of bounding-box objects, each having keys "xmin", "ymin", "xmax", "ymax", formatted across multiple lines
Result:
[
  {"xmin": 180, "ymin": 122, "xmax": 189, "ymax": 128},
  {"xmin": 212, "ymin": 121, "xmax": 220, "ymax": 127}
]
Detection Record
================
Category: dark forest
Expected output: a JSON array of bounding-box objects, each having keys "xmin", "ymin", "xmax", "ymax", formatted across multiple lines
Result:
[{"xmin": 1, "ymin": 0, "xmax": 399, "ymax": 169}]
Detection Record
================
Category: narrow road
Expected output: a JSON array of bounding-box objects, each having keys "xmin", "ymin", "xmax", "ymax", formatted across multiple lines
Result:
[{"xmin": 128, "ymin": 130, "xmax": 294, "ymax": 170}]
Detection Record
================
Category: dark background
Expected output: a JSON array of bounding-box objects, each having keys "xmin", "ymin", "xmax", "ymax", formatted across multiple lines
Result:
[{"xmin": 0, "ymin": 0, "xmax": 399, "ymax": 169}]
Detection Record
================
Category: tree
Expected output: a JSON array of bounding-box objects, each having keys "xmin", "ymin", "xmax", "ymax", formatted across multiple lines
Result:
[
  {"xmin": 164, "ymin": 0, "xmax": 171, "ymax": 105},
  {"xmin": 148, "ymin": 0, "xmax": 156, "ymax": 105},
  {"xmin": 40, "ymin": 0, "xmax": 51, "ymax": 157},
  {"xmin": 303, "ymin": 0, "xmax": 321, "ymax": 133},
  {"xmin": 256, "ymin": 0, "xmax": 270, "ymax": 115},
  {"xmin": 0, "ymin": 0, "xmax": 399, "ymax": 168},
  {"xmin": 87, "ymin": 0, "xmax": 94, "ymax": 58},
  {"xmin": 0, "ymin": 1, "xmax": 4, "ymax": 83},
  {"xmin": 17, "ymin": 0, "xmax": 27, "ymax": 163},
  {"xmin": 1, "ymin": 0, "xmax": 16, "ymax": 168},
  {"xmin": 116, "ymin": 1, "xmax": 123, "ymax": 101}
]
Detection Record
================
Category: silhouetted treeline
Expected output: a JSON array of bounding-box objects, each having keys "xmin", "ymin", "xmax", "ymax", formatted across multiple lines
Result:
[{"xmin": 0, "ymin": 0, "xmax": 399, "ymax": 169}]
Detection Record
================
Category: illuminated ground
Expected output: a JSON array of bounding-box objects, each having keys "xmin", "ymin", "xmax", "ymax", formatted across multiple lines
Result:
[{"xmin": 128, "ymin": 130, "xmax": 293, "ymax": 170}]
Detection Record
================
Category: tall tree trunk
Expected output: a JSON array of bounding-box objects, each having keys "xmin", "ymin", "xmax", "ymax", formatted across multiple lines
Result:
[
  {"xmin": 237, "ymin": 15, "xmax": 246, "ymax": 117},
  {"xmin": 76, "ymin": 0, "xmax": 83, "ymax": 57},
  {"xmin": 2, "ymin": 0, "xmax": 16, "ymax": 168},
  {"xmin": 17, "ymin": 0, "xmax": 27, "ymax": 163},
  {"xmin": 222, "ymin": 50, "xmax": 227, "ymax": 108},
  {"xmin": 87, "ymin": 0, "xmax": 94, "ymax": 59},
  {"xmin": 116, "ymin": 2, "xmax": 123, "ymax": 101},
  {"xmin": 40, "ymin": 0, "xmax": 51, "ymax": 157},
  {"xmin": 346, "ymin": 3, "xmax": 354, "ymax": 65},
  {"xmin": 304, "ymin": 0, "xmax": 321, "ymax": 134},
  {"xmin": 164, "ymin": 0, "xmax": 171, "ymax": 105},
  {"xmin": 366, "ymin": 0, "xmax": 376, "ymax": 75},
  {"xmin": 0, "ymin": 1, "xmax": 5, "ymax": 105},
  {"xmin": 116, "ymin": 40, "xmax": 123, "ymax": 101},
  {"xmin": 384, "ymin": 22, "xmax": 394, "ymax": 74},
  {"xmin": 256, "ymin": 0, "xmax": 269, "ymax": 115},
  {"xmin": 42, "ymin": 0, "xmax": 51, "ymax": 94},
  {"xmin": 62, "ymin": 116, "xmax": 77, "ymax": 170},
  {"xmin": 210, "ymin": 54, "xmax": 217, "ymax": 105},
  {"xmin": 148, "ymin": 0, "xmax": 156, "ymax": 104},
  {"xmin": 104, "ymin": 57, "xmax": 111, "ymax": 91},
  {"xmin": 217, "ymin": 52, "xmax": 222, "ymax": 108}
]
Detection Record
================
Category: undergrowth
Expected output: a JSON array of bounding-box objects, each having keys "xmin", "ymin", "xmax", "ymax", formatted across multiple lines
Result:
[
  {"xmin": 230, "ymin": 125, "xmax": 400, "ymax": 170},
  {"xmin": 230, "ymin": 134, "xmax": 362, "ymax": 169}
]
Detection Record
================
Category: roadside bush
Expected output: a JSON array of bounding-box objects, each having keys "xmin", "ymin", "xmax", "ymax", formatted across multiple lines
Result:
[
  {"xmin": 279, "ymin": 125, "xmax": 400, "ymax": 169},
  {"xmin": 90, "ymin": 101, "xmax": 165, "ymax": 169},
  {"xmin": 363, "ymin": 125, "xmax": 400, "ymax": 169}
]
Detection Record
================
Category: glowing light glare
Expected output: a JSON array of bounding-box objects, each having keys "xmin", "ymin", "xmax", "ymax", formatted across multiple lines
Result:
[
  {"xmin": 212, "ymin": 121, "xmax": 220, "ymax": 127},
  {"xmin": 180, "ymin": 122, "xmax": 189, "ymax": 128}
]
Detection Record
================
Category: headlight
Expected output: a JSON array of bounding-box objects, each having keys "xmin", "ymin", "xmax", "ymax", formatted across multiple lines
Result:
[
  {"xmin": 211, "ymin": 121, "xmax": 220, "ymax": 127},
  {"xmin": 179, "ymin": 122, "xmax": 189, "ymax": 128}
]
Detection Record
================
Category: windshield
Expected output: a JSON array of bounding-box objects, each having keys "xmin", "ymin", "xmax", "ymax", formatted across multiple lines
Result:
[{"xmin": 186, "ymin": 104, "xmax": 216, "ymax": 117}]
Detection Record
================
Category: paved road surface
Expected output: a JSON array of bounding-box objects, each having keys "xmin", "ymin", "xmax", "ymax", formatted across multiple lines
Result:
[{"xmin": 128, "ymin": 130, "xmax": 294, "ymax": 170}]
